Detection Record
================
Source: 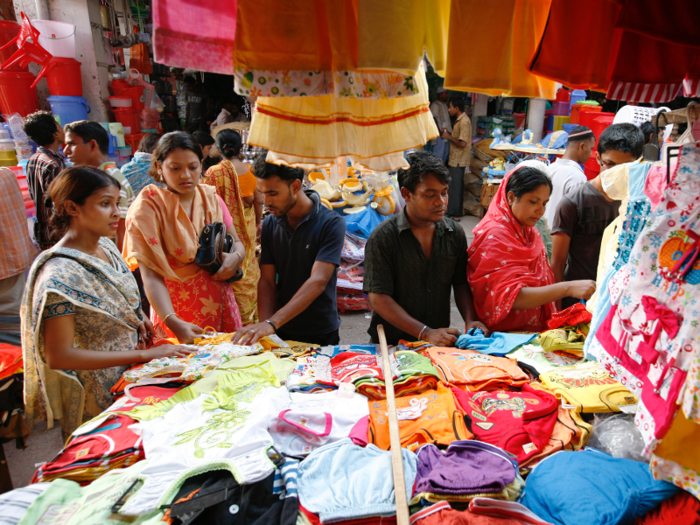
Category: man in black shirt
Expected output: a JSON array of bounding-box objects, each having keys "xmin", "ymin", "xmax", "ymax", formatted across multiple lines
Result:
[
  {"xmin": 234, "ymin": 156, "xmax": 346, "ymax": 346},
  {"xmin": 364, "ymin": 151, "xmax": 488, "ymax": 346}
]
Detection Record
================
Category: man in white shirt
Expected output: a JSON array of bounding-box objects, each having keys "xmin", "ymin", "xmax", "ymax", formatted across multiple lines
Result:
[
  {"xmin": 543, "ymin": 125, "xmax": 596, "ymax": 228},
  {"xmin": 210, "ymin": 96, "xmax": 249, "ymax": 130},
  {"xmin": 430, "ymin": 87, "xmax": 452, "ymax": 163}
]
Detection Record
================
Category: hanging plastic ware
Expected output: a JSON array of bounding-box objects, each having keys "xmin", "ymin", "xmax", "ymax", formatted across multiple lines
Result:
[
  {"xmin": 31, "ymin": 56, "xmax": 82, "ymax": 96},
  {"xmin": 0, "ymin": 21, "xmax": 27, "ymax": 71},
  {"xmin": 0, "ymin": 13, "xmax": 53, "ymax": 79},
  {"xmin": 0, "ymin": 71, "xmax": 40, "ymax": 116},
  {"xmin": 30, "ymin": 19, "xmax": 75, "ymax": 59}
]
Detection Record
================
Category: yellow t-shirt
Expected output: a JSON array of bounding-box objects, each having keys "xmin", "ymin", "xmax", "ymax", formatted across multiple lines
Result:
[{"xmin": 540, "ymin": 362, "xmax": 637, "ymax": 413}]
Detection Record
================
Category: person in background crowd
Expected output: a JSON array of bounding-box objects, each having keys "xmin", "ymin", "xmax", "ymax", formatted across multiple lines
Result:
[
  {"xmin": 542, "ymin": 126, "xmax": 596, "ymax": 228},
  {"xmin": 63, "ymin": 121, "xmax": 134, "ymax": 250},
  {"xmin": 184, "ymin": 76, "xmax": 213, "ymax": 132},
  {"xmin": 123, "ymin": 132, "xmax": 244, "ymax": 343},
  {"xmin": 233, "ymin": 156, "xmax": 346, "ymax": 346},
  {"xmin": 0, "ymin": 168, "xmax": 39, "ymax": 345},
  {"xmin": 193, "ymin": 130, "xmax": 218, "ymax": 175},
  {"xmin": 23, "ymin": 111, "xmax": 65, "ymax": 250},
  {"xmin": 21, "ymin": 167, "xmax": 191, "ymax": 438},
  {"xmin": 442, "ymin": 96, "xmax": 472, "ymax": 219},
  {"xmin": 210, "ymin": 95, "xmax": 249, "ymax": 130},
  {"xmin": 120, "ymin": 133, "xmax": 161, "ymax": 197},
  {"xmin": 468, "ymin": 165, "xmax": 596, "ymax": 332},
  {"xmin": 550, "ymin": 123, "xmax": 643, "ymax": 308},
  {"xmin": 364, "ymin": 151, "xmax": 488, "ymax": 346},
  {"xmin": 202, "ymin": 129, "xmax": 261, "ymax": 326},
  {"xmin": 192, "ymin": 130, "xmax": 215, "ymax": 159},
  {"xmin": 429, "ymin": 86, "xmax": 451, "ymax": 163},
  {"xmin": 640, "ymin": 120, "xmax": 664, "ymax": 147}
]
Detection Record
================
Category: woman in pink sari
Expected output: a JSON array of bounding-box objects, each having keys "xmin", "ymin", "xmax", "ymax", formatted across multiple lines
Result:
[{"xmin": 468, "ymin": 164, "xmax": 596, "ymax": 332}]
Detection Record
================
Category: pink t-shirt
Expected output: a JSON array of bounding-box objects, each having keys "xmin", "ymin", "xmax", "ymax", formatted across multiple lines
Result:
[{"xmin": 217, "ymin": 195, "xmax": 233, "ymax": 229}]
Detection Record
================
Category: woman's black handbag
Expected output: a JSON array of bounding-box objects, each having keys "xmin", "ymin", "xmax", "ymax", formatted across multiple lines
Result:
[{"xmin": 193, "ymin": 222, "xmax": 243, "ymax": 283}]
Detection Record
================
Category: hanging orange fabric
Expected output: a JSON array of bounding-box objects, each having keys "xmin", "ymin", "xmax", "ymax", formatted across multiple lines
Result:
[{"xmin": 444, "ymin": 0, "xmax": 555, "ymax": 99}]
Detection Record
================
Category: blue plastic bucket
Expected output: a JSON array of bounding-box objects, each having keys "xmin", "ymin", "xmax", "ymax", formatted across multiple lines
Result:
[
  {"xmin": 562, "ymin": 123, "xmax": 577, "ymax": 134},
  {"xmin": 47, "ymin": 95, "xmax": 90, "ymax": 126}
]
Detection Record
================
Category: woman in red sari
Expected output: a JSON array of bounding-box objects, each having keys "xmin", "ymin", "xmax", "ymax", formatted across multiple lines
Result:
[{"xmin": 468, "ymin": 164, "xmax": 595, "ymax": 332}]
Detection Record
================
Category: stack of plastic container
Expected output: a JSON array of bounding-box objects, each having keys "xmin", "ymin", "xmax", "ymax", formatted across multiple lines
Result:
[{"xmin": 6, "ymin": 113, "xmax": 34, "ymax": 164}]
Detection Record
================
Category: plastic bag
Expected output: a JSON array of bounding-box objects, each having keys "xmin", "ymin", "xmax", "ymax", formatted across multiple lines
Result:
[
  {"xmin": 587, "ymin": 413, "xmax": 646, "ymax": 462},
  {"xmin": 128, "ymin": 68, "xmax": 164, "ymax": 110}
]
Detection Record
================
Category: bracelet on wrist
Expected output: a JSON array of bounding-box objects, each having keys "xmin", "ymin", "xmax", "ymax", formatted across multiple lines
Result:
[
  {"xmin": 418, "ymin": 325, "xmax": 428, "ymax": 340},
  {"xmin": 265, "ymin": 319, "xmax": 278, "ymax": 333},
  {"xmin": 162, "ymin": 312, "xmax": 178, "ymax": 326}
]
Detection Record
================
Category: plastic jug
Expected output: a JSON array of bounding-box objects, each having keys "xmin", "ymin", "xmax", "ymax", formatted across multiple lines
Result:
[{"xmin": 108, "ymin": 122, "xmax": 125, "ymax": 147}]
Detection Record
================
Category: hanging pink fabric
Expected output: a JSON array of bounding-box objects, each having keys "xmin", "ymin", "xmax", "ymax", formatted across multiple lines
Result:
[{"xmin": 152, "ymin": 0, "xmax": 236, "ymax": 74}]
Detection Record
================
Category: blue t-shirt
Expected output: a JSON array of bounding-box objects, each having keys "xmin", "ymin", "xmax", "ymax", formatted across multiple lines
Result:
[{"xmin": 260, "ymin": 190, "xmax": 346, "ymax": 337}]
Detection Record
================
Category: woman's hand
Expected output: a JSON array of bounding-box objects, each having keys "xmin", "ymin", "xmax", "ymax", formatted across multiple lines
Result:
[
  {"xmin": 136, "ymin": 314, "xmax": 155, "ymax": 349},
  {"xmin": 168, "ymin": 317, "xmax": 203, "ymax": 344},
  {"xmin": 423, "ymin": 327, "xmax": 462, "ymax": 347},
  {"xmin": 212, "ymin": 251, "xmax": 243, "ymax": 281},
  {"xmin": 465, "ymin": 320, "xmax": 490, "ymax": 337},
  {"xmin": 141, "ymin": 344, "xmax": 195, "ymax": 361},
  {"xmin": 566, "ymin": 280, "xmax": 597, "ymax": 301},
  {"xmin": 234, "ymin": 321, "xmax": 274, "ymax": 345}
]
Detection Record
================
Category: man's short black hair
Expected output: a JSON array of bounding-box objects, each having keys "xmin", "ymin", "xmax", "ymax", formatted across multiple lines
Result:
[
  {"xmin": 64, "ymin": 120, "xmax": 109, "ymax": 155},
  {"xmin": 192, "ymin": 130, "xmax": 215, "ymax": 147},
  {"xmin": 566, "ymin": 125, "xmax": 595, "ymax": 144},
  {"xmin": 253, "ymin": 151, "xmax": 304, "ymax": 183},
  {"xmin": 598, "ymin": 123, "xmax": 644, "ymax": 158},
  {"xmin": 449, "ymin": 97, "xmax": 466, "ymax": 112},
  {"xmin": 23, "ymin": 111, "xmax": 59, "ymax": 147},
  {"xmin": 397, "ymin": 150, "xmax": 451, "ymax": 194}
]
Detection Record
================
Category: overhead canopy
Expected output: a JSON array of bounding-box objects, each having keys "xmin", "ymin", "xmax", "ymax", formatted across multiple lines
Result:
[{"xmin": 152, "ymin": 0, "xmax": 700, "ymax": 167}]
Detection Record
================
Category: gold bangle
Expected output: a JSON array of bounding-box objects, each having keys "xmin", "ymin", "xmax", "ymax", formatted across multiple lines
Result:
[{"xmin": 162, "ymin": 312, "xmax": 178, "ymax": 326}]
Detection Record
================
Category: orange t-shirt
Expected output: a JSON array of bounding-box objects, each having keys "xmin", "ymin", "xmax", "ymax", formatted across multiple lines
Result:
[
  {"xmin": 368, "ymin": 382, "xmax": 472, "ymax": 452},
  {"xmin": 425, "ymin": 348, "xmax": 529, "ymax": 392}
]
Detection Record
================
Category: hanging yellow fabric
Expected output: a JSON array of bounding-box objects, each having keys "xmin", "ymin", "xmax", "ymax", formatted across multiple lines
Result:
[
  {"xmin": 248, "ymin": 63, "xmax": 438, "ymax": 170},
  {"xmin": 357, "ymin": 0, "xmax": 450, "ymax": 76}
]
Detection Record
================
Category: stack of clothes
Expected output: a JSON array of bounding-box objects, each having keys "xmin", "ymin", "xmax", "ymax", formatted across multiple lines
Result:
[
  {"xmin": 33, "ymin": 381, "xmax": 185, "ymax": 484},
  {"xmin": 337, "ymin": 233, "xmax": 371, "ymax": 312}
]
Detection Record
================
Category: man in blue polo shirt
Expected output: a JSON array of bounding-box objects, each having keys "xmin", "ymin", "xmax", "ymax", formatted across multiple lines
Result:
[{"xmin": 234, "ymin": 156, "xmax": 346, "ymax": 346}]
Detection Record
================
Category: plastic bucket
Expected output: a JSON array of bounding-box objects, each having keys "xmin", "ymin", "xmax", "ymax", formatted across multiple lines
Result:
[
  {"xmin": 110, "ymin": 78, "xmax": 131, "ymax": 95},
  {"xmin": 113, "ymin": 108, "xmax": 140, "ymax": 131},
  {"xmin": 39, "ymin": 57, "xmax": 82, "ymax": 96},
  {"xmin": 580, "ymin": 111, "xmax": 614, "ymax": 136},
  {"xmin": 31, "ymin": 20, "xmax": 76, "ymax": 59},
  {"xmin": 0, "ymin": 71, "xmax": 39, "ymax": 116},
  {"xmin": 0, "ymin": 21, "xmax": 26, "ymax": 72},
  {"xmin": 569, "ymin": 89, "xmax": 587, "ymax": 113},
  {"xmin": 590, "ymin": 115, "xmax": 616, "ymax": 143},
  {"xmin": 47, "ymin": 95, "xmax": 90, "ymax": 126},
  {"xmin": 118, "ymin": 85, "xmax": 144, "ymax": 110}
]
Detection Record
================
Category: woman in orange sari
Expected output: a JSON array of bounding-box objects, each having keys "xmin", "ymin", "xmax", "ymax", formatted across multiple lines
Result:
[
  {"xmin": 123, "ymin": 132, "xmax": 244, "ymax": 343},
  {"xmin": 203, "ymin": 129, "xmax": 261, "ymax": 325}
]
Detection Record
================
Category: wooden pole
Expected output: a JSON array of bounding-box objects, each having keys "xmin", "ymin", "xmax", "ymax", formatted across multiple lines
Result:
[{"xmin": 377, "ymin": 324, "xmax": 410, "ymax": 525}]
